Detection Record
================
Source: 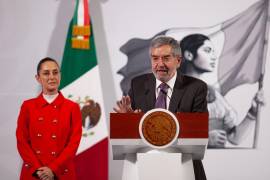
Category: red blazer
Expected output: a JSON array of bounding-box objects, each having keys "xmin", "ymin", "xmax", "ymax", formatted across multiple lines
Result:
[{"xmin": 16, "ymin": 92, "xmax": 82, "ymax": 180}]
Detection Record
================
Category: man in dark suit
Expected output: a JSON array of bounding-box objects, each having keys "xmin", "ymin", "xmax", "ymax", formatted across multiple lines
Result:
[{"xmin": 114, "ymin": 35, "xmax": 208, "ymax": 180}]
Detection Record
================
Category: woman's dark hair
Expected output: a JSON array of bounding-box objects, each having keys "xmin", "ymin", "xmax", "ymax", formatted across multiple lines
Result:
[
  {"xmin": 37, "ymin": 57, "xmax": 59, "ymax": 75},
  {"xmin": 179, "ymin": 34, "xmax": 209, "ymax": 74},
  {"xmin": 180, "ymin": 34, "xmax": 209, "ymax": 61}
]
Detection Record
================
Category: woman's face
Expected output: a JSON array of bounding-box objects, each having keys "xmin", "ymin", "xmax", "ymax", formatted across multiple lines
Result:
[
  {"xmin": 193, "ymin": 40, "xmax": 217, "ymax": 72},
  {"xmin": 36, "ymin": 61, "xmax": 61, "ymax": 95}
]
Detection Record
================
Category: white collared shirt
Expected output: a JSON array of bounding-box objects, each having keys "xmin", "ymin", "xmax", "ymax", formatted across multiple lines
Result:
[
  {"xmin": 155, "ymin": 71, "xmax": 177, "ymax": 109},
  {"xmin": 43, "ymin": 93, "xmax": 59, "ymax": 104}
]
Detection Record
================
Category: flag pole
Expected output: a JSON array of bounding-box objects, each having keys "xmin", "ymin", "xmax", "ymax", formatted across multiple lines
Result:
[{"xmin": 253, "ymin": 0, "xmax": 270, "ymax": 148}]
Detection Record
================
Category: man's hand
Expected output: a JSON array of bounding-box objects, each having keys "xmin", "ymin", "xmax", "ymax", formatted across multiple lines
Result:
[
  {"xmin": 37, "ymin": 167, "xmax": 54, "ymax": 180},
  {"xmin": 113, "ymin": 96, "xmax": 141, "ymax": 113},
  {"xmin": 208, "ymin": 130, "xmax": 227, "ymax": 148}
]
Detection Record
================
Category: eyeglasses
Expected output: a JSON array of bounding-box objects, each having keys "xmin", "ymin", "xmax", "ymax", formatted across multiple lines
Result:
[{"xmin": 151, "ymin": 54, "xmax": 176, "ymax": 63}]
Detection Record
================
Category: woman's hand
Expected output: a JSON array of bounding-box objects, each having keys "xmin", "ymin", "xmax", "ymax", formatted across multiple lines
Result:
[{"xmin": 37, "ymin": 166, "xmax": 54, "ymax": 180}]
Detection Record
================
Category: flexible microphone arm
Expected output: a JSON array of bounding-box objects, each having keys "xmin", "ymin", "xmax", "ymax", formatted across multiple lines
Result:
[{"xmin": 160, "ymin": 89, "xmax": 171, "ymax": 100}]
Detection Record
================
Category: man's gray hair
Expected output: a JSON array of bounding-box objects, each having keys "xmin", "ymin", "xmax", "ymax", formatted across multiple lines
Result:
[{"xmin": 150, "ymin": 35, "xmax": 182, "ymax": 57}]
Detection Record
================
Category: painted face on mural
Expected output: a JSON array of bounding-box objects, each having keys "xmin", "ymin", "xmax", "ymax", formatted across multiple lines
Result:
[
  {"xmin": 36, "ymin": 61, "xmax": 61, "ymax": 95},
  {"xmin": 150, "ymin": 45, "xmax": 181, "ymax": 82},
  {"xmin": 193, "ymin": 40, "xmax": 217, "ymax": 72}
]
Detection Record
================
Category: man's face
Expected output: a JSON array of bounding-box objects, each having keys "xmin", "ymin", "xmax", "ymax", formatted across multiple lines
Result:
[
  {"xmin": 151, "ymin": 45, "xmax": 181, "ymax": 82},
  {"xmin": 35, "ymin": 61, "xmax": 61, "ymax": 95},
  {"xmin": 193, "ymin": 40, "xmax": 217, "ymax": 72}
]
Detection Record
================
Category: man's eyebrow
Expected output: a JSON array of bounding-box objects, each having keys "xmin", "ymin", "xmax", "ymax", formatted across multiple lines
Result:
[
  {"xmin": 151, "ymin": 54, "xmax": 171, "ymax": 57},
  {"xmin": 163, "ymin": 54, "xmax": 171, "ymax": 57}
]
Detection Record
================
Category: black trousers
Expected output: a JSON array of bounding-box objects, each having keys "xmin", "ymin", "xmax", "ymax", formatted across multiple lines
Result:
[{"xmin": 193, "ymin": 160, "xmax": 207, "ymax": 180}]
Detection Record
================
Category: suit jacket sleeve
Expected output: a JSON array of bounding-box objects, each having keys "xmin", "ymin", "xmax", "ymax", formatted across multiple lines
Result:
[
  {"xmin": 16, "ymin": 102, "xmax": 42, "ymax": 175},
  {"xmin": 192, "ymin": 82, "xmax": 208, "ymax": 113},
  {"xmin": 128, "ymin": 78, "xmax": 136, "ymax": 110}
]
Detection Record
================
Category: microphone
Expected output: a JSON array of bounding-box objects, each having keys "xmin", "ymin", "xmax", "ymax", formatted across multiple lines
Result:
[{"xmin": 160, "ymin": 89, "xmax": 171, "ymax": 100}]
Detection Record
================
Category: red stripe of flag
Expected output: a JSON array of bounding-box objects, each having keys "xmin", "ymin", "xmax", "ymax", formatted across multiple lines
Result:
[{"xmin": 83, "ymin": 0, "xmax": 90, "ymax": 39}]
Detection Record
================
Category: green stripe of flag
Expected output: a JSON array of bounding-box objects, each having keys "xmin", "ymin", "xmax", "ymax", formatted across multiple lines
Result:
[
  {"xmin": 73, "ymin": 0, "xmax": 79, "ymax": 25},
  {"xmin": 60, "ymin": 20, "xmax": 97, "ymax": 89}
]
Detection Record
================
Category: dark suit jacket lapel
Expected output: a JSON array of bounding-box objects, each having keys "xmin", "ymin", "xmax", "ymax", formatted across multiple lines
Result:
[
  {"xmin": 144, "ymin": 74, "xmax": 156, "ymax": 111},
  {"xmin": 169, "ymin": 73, "xmax": 186, "ymax": 112}
]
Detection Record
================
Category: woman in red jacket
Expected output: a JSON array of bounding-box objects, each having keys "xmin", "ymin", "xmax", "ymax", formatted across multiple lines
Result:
[{"xmin": 16, "ymin": 57, "xmax": 82, "ymax": 180}]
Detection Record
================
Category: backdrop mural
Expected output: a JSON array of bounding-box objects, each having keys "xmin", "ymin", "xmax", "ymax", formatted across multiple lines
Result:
[{"xmin": 117, "ymin": 0, "xmax": 268, "ymax": 148}]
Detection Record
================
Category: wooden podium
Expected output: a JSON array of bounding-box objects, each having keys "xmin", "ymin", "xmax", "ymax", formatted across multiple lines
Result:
[{"xmin": 110, "ymin": 110, "xmax": 208, "ymax": 180}]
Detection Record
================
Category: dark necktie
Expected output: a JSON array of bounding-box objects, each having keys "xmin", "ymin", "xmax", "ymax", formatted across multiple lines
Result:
[{"xmin": 155, "ymin": 83, "xmax": 169, "ymax": 109}]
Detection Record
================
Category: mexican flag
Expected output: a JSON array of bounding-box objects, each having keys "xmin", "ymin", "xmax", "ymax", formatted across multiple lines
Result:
[{"xmin": 60, "ymin": 0, "xmax": 108, "ymax": 179}]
